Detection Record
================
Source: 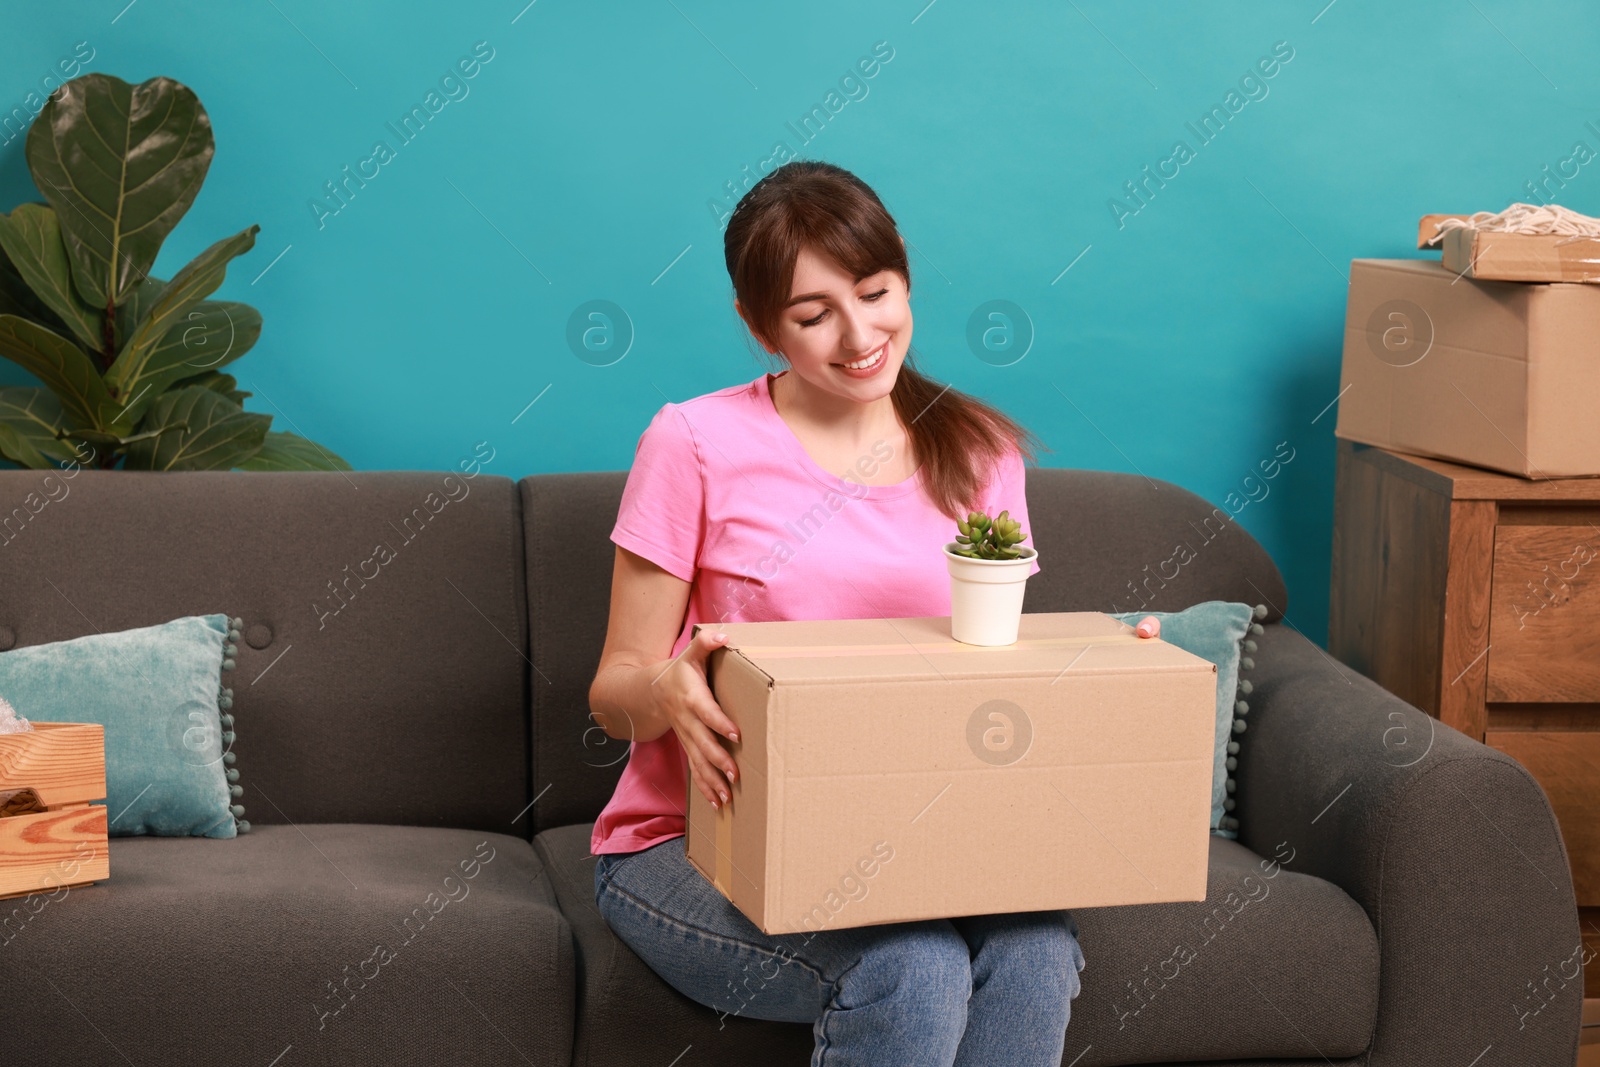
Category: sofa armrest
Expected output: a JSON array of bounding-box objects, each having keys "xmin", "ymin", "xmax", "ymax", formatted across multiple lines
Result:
[{"xmin": 1235, "ymin": 622, "xmax": 1584, "ymax": 1067}]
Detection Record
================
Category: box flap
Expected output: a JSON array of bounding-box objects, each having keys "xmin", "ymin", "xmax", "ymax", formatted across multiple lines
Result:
[{"xmin": 696, "ymin": 613, "xmax": 1214, "ymax": 684}]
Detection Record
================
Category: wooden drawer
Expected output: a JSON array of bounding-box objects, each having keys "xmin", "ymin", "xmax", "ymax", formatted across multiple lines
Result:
[
  {"xmin": 1487, "ymin": 525, "xmax": 1600, "ymax": 702},
  {"xmin": 1486, "ymin": 730, "xmax": 1600, "ymax": 906}
]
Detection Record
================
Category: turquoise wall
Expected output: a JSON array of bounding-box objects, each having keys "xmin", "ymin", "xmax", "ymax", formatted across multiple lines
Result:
[{"xmin": 5, "ymin": 1, "xmax": 1598, "ymax": 647}]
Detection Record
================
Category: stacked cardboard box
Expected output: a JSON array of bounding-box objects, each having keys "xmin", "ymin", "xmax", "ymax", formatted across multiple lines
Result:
[{"xmin": 1336, "ymin": 219, "xmax": 1600, "ymax": 478}]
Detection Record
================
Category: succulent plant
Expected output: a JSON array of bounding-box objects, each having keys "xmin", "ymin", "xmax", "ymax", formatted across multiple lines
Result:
[{"xmin": 950, "ymin": 509, "xmax": 1030, "ymax": 560}]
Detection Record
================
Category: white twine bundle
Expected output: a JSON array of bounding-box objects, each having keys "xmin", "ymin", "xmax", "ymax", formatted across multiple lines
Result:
[{"xmin": 1425, "ymin": 202, "xmax": 1600, "ymax": 246}]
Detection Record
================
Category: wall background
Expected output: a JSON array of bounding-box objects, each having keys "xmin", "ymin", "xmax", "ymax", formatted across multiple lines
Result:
[{"xmin": 4, "ymin": 1, "xmax": 1597, "ymax": 647}]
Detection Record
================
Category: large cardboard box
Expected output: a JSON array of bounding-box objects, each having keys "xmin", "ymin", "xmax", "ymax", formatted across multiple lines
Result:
[
  {"xmin": 684, "ymin": 612, "xmax": 1217, "ymax": 935},
  {"xmin": 1336, "ymin": 258, "xmax": 1600, "ymax": 479}
]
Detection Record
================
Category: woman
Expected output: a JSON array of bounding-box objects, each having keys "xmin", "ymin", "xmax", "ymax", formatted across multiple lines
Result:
[{"xmin": 587, "ymin": 160, "xmax": 1160, "ymax": 1066}]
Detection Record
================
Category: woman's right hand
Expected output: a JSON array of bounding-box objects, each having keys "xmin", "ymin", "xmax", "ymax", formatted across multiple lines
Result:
[{"xmin": 652, "ymin": 628, "xmax": 741, "ymax": 809}]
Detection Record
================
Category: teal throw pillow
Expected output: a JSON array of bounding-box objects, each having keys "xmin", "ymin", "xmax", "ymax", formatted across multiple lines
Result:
[
  {"xmin": 0, "ymin": 613, "xmax": 249, "ymax": 838},
  {"xmin": 1110, "ymin": 601, "xmax": 1265, "ymax": 840}
]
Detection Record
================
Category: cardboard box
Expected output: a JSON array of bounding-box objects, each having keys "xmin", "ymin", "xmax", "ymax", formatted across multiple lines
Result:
[
  {"xmin": 1336, "ymin": 259, "xmax": 1600, "ymax": 479},
  {"xmin": 0, "ymin": 722, "xmax": 110, "ymax": 901},
  {"xmin": 684, "ymin": 612, "xmax": 1217, "ymax": 935},
  {"xmin": 1441, "ymin": 227, "xmax": 1600, "ymax": 284}
]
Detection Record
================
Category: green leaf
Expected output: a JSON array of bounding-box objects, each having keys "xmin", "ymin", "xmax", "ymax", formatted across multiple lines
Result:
[
  {"xmin": 0, "ymin": 425, "xmax": 27, "ymax": 468},
  {"xmin": 0, "ymin": 203, "xmax": 104, "ymax": 352},
  {"xmin": 0, "ymin": 387, "xmax": 81, "ymax": 468},
  {"xmin": 56, "ymin": 427, "xmax": 149, "ymax": 447},
  {"xmin": 124, "ymin": 385, "xmax": 269, "ymax": 470},
  {"xmin": 0, "ymin": 242, "xmax": 69, "ymax": 331},
  {"xmin": 0, "ymin": 314, "xmax": 118, "ymax": 429},
  {"xmin": 105, "ymin": 225, "xmax": 258, "ymax": 422},
  {"xmin": 26, "ymin": 73, "xmax": 215, "ymax": 308},
  {"xmin": 112, "ymin": 298, "xmax": 261, "ymax": 430},
  {"xmin": 171, "ymin": 369, "xmax": 252, "ymax": 407},
  {"xmin": 237, "ymin": 430, "xmax": 352, "ymax": 472},
  {"xmin": 113, "ymin": 274, "xmax": 167, "ymax": 348}
]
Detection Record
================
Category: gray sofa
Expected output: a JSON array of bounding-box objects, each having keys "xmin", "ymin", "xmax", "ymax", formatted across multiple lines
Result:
[{"xmin": 0, "ymin": 466, "xmax": 1581, "ymax": 1067}]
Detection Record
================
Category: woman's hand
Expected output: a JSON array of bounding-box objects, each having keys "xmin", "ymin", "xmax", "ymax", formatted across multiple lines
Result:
[
  {"xmin": 1134, "ymin": 615, "xmax": 1161, "ymax": 639},
  {"xmin": 651, "ymin": 628, "xmax": 741, "ymax": 809}
]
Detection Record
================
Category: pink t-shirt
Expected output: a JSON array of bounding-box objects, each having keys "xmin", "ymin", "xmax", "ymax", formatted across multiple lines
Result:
[{"xmin": 591, "ymin": 370, "xmax": 1040, "ymax": 855}]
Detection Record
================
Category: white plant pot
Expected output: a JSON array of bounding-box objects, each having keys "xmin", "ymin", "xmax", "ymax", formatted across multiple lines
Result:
[{"xmin": 944, "ymin": 542, "xmax": 1038, "ymax": 646}]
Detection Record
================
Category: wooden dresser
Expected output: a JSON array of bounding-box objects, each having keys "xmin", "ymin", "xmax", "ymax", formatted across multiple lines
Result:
[{"xmin": 1329, "ymin": 438, "xmax": 1600, "ymax": 995}]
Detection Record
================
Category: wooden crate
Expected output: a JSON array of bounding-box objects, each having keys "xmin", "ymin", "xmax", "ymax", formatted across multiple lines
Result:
[{"xmin": 0, "ymin": 722, "xmax": 110, "ymax": 900}]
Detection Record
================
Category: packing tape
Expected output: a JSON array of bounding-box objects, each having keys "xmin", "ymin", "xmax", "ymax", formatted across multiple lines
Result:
[
  {"xmin": 714, "ymin": 797, "xmax": 733, "ymax": 897},
  {"xmin": 732, "ymin": 632, "xmax": 1146, "ymax": 660},
  {"xmin": 1552, "ymin": 236, "xmax": 1600, "ymax": 281}
]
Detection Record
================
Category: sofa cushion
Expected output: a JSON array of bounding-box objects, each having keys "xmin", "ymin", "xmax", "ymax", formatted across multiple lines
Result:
[
  {"xmin": 1, "ymin": 824, "xmax": 575, "ymax": 1067},
  {"xmin": 534, "ymin": 822, "xmax": 814, "ymax": 1067},
  {"xmin": 523, "ymin": 472, "xmax": 636, "ymax": 835},
  {"xmin": 0, "ymin": 470, "xmax": 530, "ymax": 834},
  {"xmin": 535, "ymin": 822, "xmax": 1376, "ymax": 1066},
  {"xmin": 1067, "ymin": 835, "xmax": 1379, "ymax": 1064}
]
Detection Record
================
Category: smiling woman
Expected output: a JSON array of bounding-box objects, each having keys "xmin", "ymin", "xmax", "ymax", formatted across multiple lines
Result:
[{"xmin": 585, "ymin": 161, "xmax": 1092, "ymax": 1066}]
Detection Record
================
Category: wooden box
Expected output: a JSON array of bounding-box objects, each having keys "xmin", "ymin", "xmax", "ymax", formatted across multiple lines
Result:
[{"xmin": 0, "ymin": 722, "xmax": 111, "ymax": 900}]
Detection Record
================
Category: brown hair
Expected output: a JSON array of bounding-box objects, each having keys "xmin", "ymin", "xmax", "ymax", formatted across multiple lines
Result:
[{"xmin": 722, "ymin": 160, "xmax": 1048, "ymax": 522}]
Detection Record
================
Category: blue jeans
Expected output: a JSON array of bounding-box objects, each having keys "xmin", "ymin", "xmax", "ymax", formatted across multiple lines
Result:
[{"xmin": 594, "ymin": 835, "xmax": 1086, "ymax": 1067}]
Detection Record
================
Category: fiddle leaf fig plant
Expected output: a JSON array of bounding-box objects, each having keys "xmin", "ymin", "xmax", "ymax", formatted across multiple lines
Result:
[
  {"xmin": 0, "ymin": 72, "xmax": 349, "ymax": 471},
  {"xmin": 950, "ymin": 509, "xmax": 1030, "ymax": 560}
]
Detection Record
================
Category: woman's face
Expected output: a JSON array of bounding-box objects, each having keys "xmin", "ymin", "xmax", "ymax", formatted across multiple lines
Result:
[{"xmin": 752, "ymin": 244, "xmax": 912, "ymax": 404}]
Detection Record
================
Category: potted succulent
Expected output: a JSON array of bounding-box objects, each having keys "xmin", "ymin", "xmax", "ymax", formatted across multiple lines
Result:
[{"xmin": 944, "ymin": 509, "xmax": 1037, "ymax": 646}]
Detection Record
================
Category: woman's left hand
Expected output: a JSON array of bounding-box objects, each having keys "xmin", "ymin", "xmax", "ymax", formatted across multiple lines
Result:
[{"xmin": 1134, "ymin": 615, "xmax": 1160, "ymax": 639}]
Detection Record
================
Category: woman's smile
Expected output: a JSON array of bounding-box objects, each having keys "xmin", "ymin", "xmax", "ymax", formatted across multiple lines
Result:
[{"xmin": 833, "ymin": 341, "xmax": 891, "ymax": 379}]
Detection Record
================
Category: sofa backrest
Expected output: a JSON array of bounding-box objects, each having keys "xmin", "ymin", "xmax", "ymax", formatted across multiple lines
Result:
[
  {"xmin": 0, "ymin": 469, "xmax": 531, "ymax": 837},
  {"xmin": 522, "ymin": 466, "xmax": 1288, "ymax": 835}
]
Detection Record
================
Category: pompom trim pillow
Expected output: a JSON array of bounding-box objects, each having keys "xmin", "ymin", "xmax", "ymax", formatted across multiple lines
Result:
[
  {"xmin": 1222, "ymin": 604, "xmax": 1267, "ymax": 836},
  {"xmin": 0, "ymin": 613, "xmax": 249, "ymax": 838},
  {"xmin": 1110, "ymin": 601, "xmax": 1266, "ymax": 840}
]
